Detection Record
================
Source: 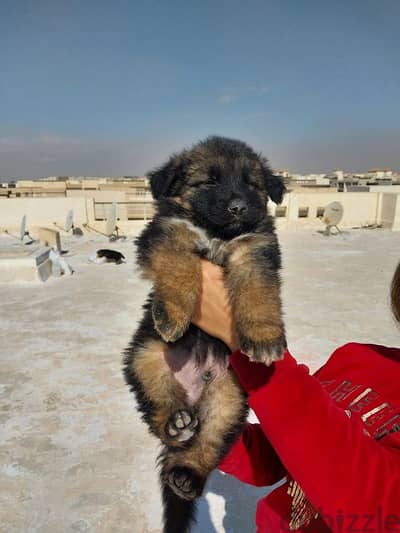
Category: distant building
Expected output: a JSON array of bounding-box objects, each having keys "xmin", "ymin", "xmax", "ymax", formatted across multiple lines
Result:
[
  {"xmin": 288, "ymin": 173, "xmax": 330, "ymax": 189},
  {"xmin": 368, "ymin": 168, "xmax": 393, "ymax": 180},
  {"xmin": 280, "ymin": 167, "xmax": 400, "ymax": 193},
  {"xmin": 2, "ymin": 176, "xmax": 150, "ymax": 199},
  {"xmin": 275, "ymin": 169, "xmax": 290, "ymax": 179},
  {"xmin": 334, "ymin": 169, "xmax": 345, "ymax": 181}
]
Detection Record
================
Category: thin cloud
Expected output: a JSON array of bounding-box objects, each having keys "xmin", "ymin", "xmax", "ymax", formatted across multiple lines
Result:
[
  {"xmin": 0, "ymin": 132, "xmax": 182, "ymax": 179},
  {"xmin": 261, "ymin": 130, "xmax": 400, "ymax": 174},
  {"xmin": 217, "ymin": 84, "xmax": 270, "ymax": 104},
  {"xmin": 217, "ymin": 93, "xmax": 240, "ymax": 104},
  {"xmin": 2, "ymin": 128, "xmax": 398, "ymax": 179}
]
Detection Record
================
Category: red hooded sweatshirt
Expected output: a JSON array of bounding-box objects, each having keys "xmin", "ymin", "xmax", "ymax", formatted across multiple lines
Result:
[{"xmin": 218, "ymin": 343, "xmax": 400, "ymax": 532}]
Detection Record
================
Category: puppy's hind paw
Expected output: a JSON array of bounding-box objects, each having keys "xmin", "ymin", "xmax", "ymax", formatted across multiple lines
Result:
[
  {"xmin": 239, "ymin": 334, "xmax": 286, "ymax": 365},
  {"xmin": 166, "ymin": 410, "xmax": 199, "ymax": 444},
  {"xmin": 152, "ymin": 299, "xmax": 189, "ymax": 342},
  {"xmin": 165, "ymin": 466, "xmax": 204, "ymax": 501}
]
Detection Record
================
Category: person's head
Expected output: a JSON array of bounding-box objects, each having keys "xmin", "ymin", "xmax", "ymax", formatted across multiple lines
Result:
[{"xmin": 391, "ymin": 261, "xmax": 400, "ymax": 323}]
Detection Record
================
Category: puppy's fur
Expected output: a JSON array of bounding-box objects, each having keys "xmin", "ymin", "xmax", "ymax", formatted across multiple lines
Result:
[
  {"xmin": 96, "ymin": 249, "xmax": 125, "ymax": 264},
  {"xmin": 123, "ymin": 136, "xmax": 286, "ymax": 533}
]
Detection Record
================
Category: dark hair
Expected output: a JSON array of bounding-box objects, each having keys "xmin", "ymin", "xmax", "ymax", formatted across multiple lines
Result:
[{"xmin": 391, "ymin": 262, "xmax": 400, "ymax": 323}]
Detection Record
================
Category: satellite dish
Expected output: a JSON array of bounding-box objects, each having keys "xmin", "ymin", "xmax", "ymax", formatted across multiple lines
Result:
[
  {"xmin": 20, "ymin": 215, "xmax": 35, "ymax": 244},
  {"xmin": 106, "ymin": 202, "xmax": 119, "ymax": 241},
  {"xmin": 20, "ymin": 215, "xmax": 27, "ymax": 241},
  {"xmin": 53, "ymin": 209, "xmax": 82, "ymax": 236},
  {"xmin": 321, "ymin": 201, "xmax": 343, "ymax": 236},
  {"xmin": 65, "ymin": 210, "xmax": 74, "ymax": 232}
]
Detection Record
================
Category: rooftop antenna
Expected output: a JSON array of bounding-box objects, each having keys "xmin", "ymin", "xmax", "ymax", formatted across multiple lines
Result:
[
  {"xmin": 53, "ymin": 209, "xmax": 83, "ymax": 236},
  {"xmin": 320, "ymin": 201, "xmax": 343, "ymax": 236},
  {"xmin": 106, "ymin": 202, "xmax": 121, "ymax": 242},
  {"xmin": 83, "ymin": 202, "xmax": 125, "ymax": 240},
  {"xmin": 65, "ymin": 209, "xmax": 74, "ymax": 232},
  {"xmin": 20, "ymin": 215, "xmax": 35, "ymax": 245}
]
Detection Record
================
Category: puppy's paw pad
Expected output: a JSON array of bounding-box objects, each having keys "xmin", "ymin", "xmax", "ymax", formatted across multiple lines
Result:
[
  {"xmin": 166, "ymin": 467, "xmax": 204, "ymax": 501},
  {"xmin": 152, "ymin": 299, "xmax": 189, "ymax": 342},
  {"xmin": 166, "ymin": 410, "xmax": 199, "ymax": 443},
  {"xmin": 239, "ymin": 335, "xmax": 286, "ymax": 365}
]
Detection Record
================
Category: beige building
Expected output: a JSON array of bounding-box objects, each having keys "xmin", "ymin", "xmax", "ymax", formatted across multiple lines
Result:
[
  {"xmin": 0, "ymin": 177, "xmax": 154, "ymax": 234},
  {"xmin": 2, "ymin": 176, "xmax": 149, "ymax": 198},
  {"xmin": 368, "ymin": 168, "xmax": 394, "ymax": 180}
]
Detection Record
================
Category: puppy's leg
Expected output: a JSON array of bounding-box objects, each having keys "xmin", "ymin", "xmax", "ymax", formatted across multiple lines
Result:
[
  {"xmin": 224, "ymin": 234, "xmax": 287, "ymax": 364},
  {"xmin": 161, "ymin": 482, "xmax": 197, "ymax": 533},
  {"xmin": 136, "ymin": 219, "xmax": 203, "ymax": 342},
  {"xmin": 127, "ymin": 339, "xmax": 198, "ymax": 448},
  {"xmin": 160, "ymin": 371, "xmax": 247, "ymax": 500}
]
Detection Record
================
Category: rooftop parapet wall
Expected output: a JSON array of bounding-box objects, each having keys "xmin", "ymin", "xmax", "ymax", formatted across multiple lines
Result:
[
  {"xmin": 1, "ymin": 191, "xmax": 400, "ymax": 232},
  {"xmin": 0, "ymin": 197, "xmax": 89, "ymax": 231},
  {"xmin": 391, "ymin": 196, "xmax": 400, "ymax": 231},
  {"xmin": 272, "ymin": 191, "xmax": 400, "ymax": 230},
  {"xmin": 0, "ymin": 195, "xmax": 153, "ymax": 234}
]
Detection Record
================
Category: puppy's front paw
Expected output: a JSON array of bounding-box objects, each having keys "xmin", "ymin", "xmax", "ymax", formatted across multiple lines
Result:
[
  {"xmin": 165, "ymin": 466, "xmax": 204, "ymax": 501},
  {"xmin": 152, "ymin": 298, "xmax": 189, "ymax": 342},
  {"xmin": 166, "ymin": 410, "xmax": 199, "ymax": 444},
  {"xmin": 239, "ymin": 334, "xmax": 286, "ymax": 365}
]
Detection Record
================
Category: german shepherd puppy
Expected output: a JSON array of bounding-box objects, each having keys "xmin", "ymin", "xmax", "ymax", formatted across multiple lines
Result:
[
  {"xmin": 123, "ymin": 136, "xmax": 286, "ymax": 533},
  {"xmin": 96, "ymin": 249, "xmax": 125, "ymax": 264}
]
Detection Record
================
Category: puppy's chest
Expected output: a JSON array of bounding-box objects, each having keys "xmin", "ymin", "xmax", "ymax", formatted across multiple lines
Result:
[
  {"xmin": 164, "ymin": 218, "xmax": 269, "ymax": 267},
  {"xmin": 196, "ymin": 237, "xmax": 228, "ymax": 266},
  {"xmin": 166, "ymin": 217, "xmax": 230, "ymax": 266}
]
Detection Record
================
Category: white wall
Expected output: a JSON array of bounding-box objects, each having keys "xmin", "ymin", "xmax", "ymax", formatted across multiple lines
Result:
[
  {"xmin": 2, "ymin": 191, "xmax": 400, "ymax": 233},
  {"xmin": 0, "ymin": 197, "xmax": 89, "ymax": 231},
  {"xmin": 392, "ymin": 197, "xmax": 400, "ymax": 231},
  {"xmin": 379, "ymin": 194, "xmax": 398, "ymax": 228},
  {"xmin": 369, "ymin": 185, "xmax": 400, "ymax": 193},
  {"xmin": 66, "ymin": 190, "xmax": 126, "ymax": 201},
  {"xmin": 273, "ymin": 192, "xmax": 390, "ymax": 230}
]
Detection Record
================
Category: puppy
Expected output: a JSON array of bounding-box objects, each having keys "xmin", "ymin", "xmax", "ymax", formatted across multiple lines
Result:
[
  {"xmin": 123, "ymin": 136, "xmax": 286, "ymax": 533},
  {"xmin": 93, "ymin": 249, "xmax": 125, "ymax": 264}
]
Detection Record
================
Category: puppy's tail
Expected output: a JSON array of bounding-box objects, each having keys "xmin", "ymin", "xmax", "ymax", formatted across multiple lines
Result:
[{"xmin": 162, "ymin": 483, "xmax": 197, "ymax": 533}]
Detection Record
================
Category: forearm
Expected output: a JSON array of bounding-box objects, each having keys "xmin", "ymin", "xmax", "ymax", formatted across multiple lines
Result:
[{"xmin": 230, "ymin": 350, "xmax": 400, "ymax": 516}]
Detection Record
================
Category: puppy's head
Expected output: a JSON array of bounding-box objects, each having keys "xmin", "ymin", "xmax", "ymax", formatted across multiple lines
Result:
[{"xmin": 149, "ymin": 136, "xmax": 285, "ymax": 238}]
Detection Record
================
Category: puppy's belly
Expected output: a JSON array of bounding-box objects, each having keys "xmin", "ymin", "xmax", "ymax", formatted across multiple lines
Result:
[{"xmin": 164, "ymin": 345, "xmax": 229, "ymax": 405}]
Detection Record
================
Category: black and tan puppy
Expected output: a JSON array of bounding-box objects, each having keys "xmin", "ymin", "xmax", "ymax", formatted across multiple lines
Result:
[
  {"xmin": 123, "ymin": 136, "xmax": 286, "ymax": 533},
  {"xmin": 96, "ymin": 249, "xmax": 125, "ymax": 264}
]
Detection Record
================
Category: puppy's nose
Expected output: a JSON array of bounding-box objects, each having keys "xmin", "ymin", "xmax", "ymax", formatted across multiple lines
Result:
[{"xmin": 228, "ymin": 199, "xmax": 248, "ymax": 216}]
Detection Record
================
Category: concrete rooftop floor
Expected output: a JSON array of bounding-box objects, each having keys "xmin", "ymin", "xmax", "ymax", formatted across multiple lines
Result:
[{"xmin": 0, "ymin": 226, "xmax": 399, "ymax": 533}]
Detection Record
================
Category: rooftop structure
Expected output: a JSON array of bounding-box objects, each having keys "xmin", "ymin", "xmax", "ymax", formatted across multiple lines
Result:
[
  {"xmin": 1, "ymin": 228, "xmax": 399, "ymax": 531},
  {"xmin": 0, "ymin": 177, "xmax": 149, "ymax": 198}
]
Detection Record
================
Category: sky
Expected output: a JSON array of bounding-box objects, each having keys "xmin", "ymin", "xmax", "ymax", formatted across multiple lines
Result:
[{"xmin": 1, "ymin": 0, "xmax": 400, "ymax": 179}]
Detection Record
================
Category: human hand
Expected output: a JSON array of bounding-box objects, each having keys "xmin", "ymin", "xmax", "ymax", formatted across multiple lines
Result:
[
  {"xmin": 192, "ymin": 260, "xmax": 279, "ymax": 393},
  {"xmin": 192, "ymin": 260, "xmax": 238, "ymax": 351}
]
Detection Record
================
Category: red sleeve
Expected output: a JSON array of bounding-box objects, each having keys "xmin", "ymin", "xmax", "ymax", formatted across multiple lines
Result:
[
  {"xmin": 230, "ymin": 350, "xmax": 400, "ymax": 520},
  {"xmin": 218, "ymin": 422, "xmax": 286, "ymax": 487}
]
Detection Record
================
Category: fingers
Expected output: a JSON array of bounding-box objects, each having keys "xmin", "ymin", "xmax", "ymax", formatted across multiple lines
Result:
[{"xmin": 200, "ymin": 259, "xmax": 224, "ymax": 282}]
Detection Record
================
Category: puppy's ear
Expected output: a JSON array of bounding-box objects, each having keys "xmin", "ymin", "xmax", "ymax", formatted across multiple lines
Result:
[
  {"xmin": 264, "ymin": 169, "xmax": 286, "ymax": 204},
  {"xmin": 148, "ymin": 154, "xmax": 187, "ymax": 199}
]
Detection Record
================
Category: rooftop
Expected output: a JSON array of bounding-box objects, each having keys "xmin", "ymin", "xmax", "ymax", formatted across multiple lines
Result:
[{"xmin": 1, "ymin": 227, "xmax": 399, "ymax": 532}]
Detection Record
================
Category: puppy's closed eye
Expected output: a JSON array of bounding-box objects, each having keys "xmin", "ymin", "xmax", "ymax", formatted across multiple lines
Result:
[
  {"xmin": 192, "ymin": 176, "xmax": 218, "ymax": 189},
  {"xmin": 191, "ymin": 180, "xmax": 209, "ymax": 189},
  {"xmin": 246, "ymin": 179, "xmax": 262, "ymax": 191}
]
